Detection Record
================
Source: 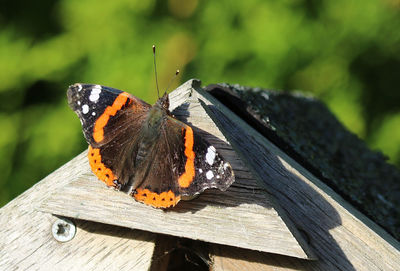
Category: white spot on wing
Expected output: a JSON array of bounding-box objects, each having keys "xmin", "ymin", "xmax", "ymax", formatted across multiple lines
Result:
[
  {"xmin": 199, "ymin": 169, "xmax": 203, "ymax": 173},
  {"xmin": 206, "ymin": 170, "xmax": 214, "ymax": 180},
  {"xmin": 205, "ymin": 146, "xmax": 216, "ymax": 165},
  {"xmin": 77, "ymin": 84, "xmax": 82, "ymax": 92},
  {"xmin": 92, "ymin": 112, "xmax": 96, "ymax": 116},
  {"xmin": 89, "ymin": 86, "xmax": 102, "ymax": 102},
  {"xmin": 77, "ymin": 101, "xmax": 81, "ymax": 105},
  {"xmin": 82, "ymin": 104, "xmax": 89, "ymax": 114},
  {"xmin": 89, "ymin": 94, "xmax": 99, "ymax": 102}
]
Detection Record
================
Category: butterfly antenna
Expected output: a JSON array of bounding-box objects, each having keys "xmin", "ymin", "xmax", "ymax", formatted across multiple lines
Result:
[
  {"xmin": 165, "ymin": 70, "xmax": 180, "ymax": 94},
  {"xmin": 153, "ymin": 45, "xmax": 160, "ymax": 98}
]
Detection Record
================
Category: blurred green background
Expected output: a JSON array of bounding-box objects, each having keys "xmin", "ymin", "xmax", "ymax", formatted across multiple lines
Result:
[{"xmin": 0, "ymin": 0, "xmax": 399, "ymax": 206}]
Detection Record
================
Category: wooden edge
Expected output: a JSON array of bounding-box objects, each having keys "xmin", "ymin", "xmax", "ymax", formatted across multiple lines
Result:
[
  {"xmin": 209, "ymin": 243, "xmax": 314, "ymax": 271},
  {"xmin": 198, "ymin": 83, "xmax": 400, "ymax": 251},
  {"xmin": 194, "ymin": 82, "xmax": 400, "ymax": 270},
  {"xmin": 0, "ymin": 152, "xmax": 156, "ymax": 270},
  {"xmin": 191, "ymin": 84, "xmax": 317, "ymax": 260}
]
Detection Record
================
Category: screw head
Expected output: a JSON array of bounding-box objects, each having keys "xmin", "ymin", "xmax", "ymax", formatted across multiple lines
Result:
[{"xmin": 52, "ymin": 217, "xmax": 76, "ymax": 242}]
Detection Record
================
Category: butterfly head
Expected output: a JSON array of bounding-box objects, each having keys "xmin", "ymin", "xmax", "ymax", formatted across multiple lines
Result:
[{"xmin": 155, "ymin": 92, "xmax": 170, "ymax": 112}]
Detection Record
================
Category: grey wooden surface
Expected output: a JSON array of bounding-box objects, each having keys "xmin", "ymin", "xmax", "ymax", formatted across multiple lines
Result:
[
  {"xmin": 201, "ymin": 82, "xmax": 400, "ymax": 270},
  {"xmin": 0, "ymin": 153, "xmax": 156, "ymax": 270}
]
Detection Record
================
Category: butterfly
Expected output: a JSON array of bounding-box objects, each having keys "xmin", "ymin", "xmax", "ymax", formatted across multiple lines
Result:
[{"xmin": 67, "ymin": 83, "xmax": 235, "ymax": 208}]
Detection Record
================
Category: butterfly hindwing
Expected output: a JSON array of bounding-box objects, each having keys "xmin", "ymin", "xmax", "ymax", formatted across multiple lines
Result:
[
  {"xmin": 181, "ymin": 129, "xmax": 235, "ymax": 196},
  {"xmin": 131, "ymin": 116, "xmax": 234, "ymax": 208}
]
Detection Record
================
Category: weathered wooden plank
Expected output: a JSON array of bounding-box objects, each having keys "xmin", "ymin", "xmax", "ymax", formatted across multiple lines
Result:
[
  {"xmin": 206, "ymin": 83, "xmax": 400, "ymax": 242},
  {"xmin": 38, "ymin": 80, "xmax": 313, "ymax": 260},
  {"xmin": 210, "ymin": 244, "xmax": 312, "ymax": 271},
  {"xmin": 199, "ymin": 85, "xmax": 400, "ymax": 270},
  {"xmin": 39, "ymin": 171, "xmax": 308, "ymax": 258},
  {"xmin": 0, "ymin": 152, "xmax": 156, "ymax": 271}
]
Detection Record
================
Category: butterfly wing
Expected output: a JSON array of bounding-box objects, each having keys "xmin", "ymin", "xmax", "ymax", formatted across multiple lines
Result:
[
  {"xmin": 67, "ymin": 83, "xmax": 151, "ymax": 187},
  {"xmin": 131, "ymin": 116, "xmax": 235, "ymax": 208},
  {"xmin": 67, "ymin": 83, "xmax": 151, "ymax": 146}
]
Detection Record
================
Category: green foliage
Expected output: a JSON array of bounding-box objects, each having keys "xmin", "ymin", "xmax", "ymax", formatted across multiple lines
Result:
[{"xmin": 0, "ymin": 0, "xmax": 399, "ymax": 206}]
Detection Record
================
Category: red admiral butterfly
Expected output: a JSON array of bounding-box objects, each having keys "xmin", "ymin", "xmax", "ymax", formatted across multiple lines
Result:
[{"xmin": 67, "ymin": 83, "xmax": 235, "ymax": 208}]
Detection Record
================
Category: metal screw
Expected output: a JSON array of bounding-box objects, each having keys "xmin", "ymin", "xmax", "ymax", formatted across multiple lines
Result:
[{"xmin": 52, "ymin": 217, "xmax": 76, "ymax": 242}]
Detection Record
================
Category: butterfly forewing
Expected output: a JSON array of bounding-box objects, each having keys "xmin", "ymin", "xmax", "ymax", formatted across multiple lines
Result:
[
  {"xmin": 68, "ymin": 83, "xmax": 151, "ymax": 187},
  {"xmin": 67, "ymin": 83, "xmax": 151, "ymax": 146}
]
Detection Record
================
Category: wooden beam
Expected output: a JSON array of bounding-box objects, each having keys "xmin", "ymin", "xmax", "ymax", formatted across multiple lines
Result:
[
  {"xmin": 201, "ymin": 83, "xmax": 400, "ymax": 270},
  {"xmin": 0, "ymin": 152, "xmax": 156, "ymax": 270}
]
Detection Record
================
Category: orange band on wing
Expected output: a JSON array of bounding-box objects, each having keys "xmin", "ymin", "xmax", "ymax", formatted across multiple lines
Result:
[
  {"xmin": 88, "ymin": 145, "xmax": 117, "ymax": 186},
  {"xmin": 134, "ymin": 188, "xmax": 181, "ymax": 208},
  {"xmin": 93, "ymin": 92, "xmax": 130, "ymax": 142},
  {"xmin": 178, "ymin": 126, "xmax": 195, "ymax": 188}
]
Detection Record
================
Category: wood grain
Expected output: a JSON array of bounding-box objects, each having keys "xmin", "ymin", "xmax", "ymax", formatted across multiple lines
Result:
[
  {"xmin": 0, "ymin": 152, "xmax": 156, "ymax": 270},
  {"xmin": 210, "ymin": 244, "xmax": 314, "ymax": 271},
  {"xmin": 198, "ymin": 83, "xmax": 400, "ymax": 270},
  {"xmin": 38, "ymin": 80, "xmax": 312, "ymax": 260}
]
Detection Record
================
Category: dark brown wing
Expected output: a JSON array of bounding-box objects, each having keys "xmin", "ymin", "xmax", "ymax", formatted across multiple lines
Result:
[
  {"xmin": 132, "ymin": 116, "xmax": 235, "ymax": 208},
  {"xmin": 68, "ymin": 83, "xmax": 151, "ymax": 187},
  {"xmin": 68, "ymin": 83, "xmax": 151, "ymax": 146}
]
